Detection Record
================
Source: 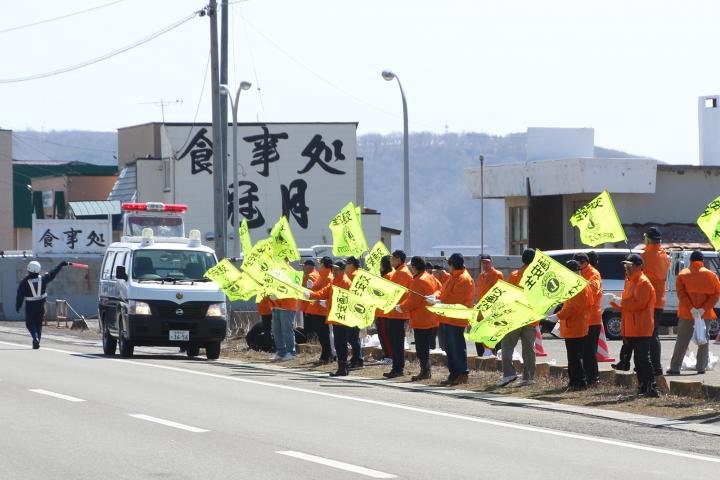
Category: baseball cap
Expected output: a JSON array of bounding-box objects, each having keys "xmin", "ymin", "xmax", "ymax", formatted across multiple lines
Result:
[
  {"xmin": 622, "ymin": 253, "xmax": 644, "ymax": 266},
  {"xmin": 644, "ymin": 227, "xmax": 662, "ymax": 241},
  {"xmin": 333, "ymin": 260, "xmax": 346, "ymax": 270},
  {"xmin": 303, "ymin": 259, "xmax": 316, "ymax": 267}
]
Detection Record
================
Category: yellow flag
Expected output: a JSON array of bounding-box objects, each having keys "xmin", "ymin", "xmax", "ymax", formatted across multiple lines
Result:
[
  {"xmin": 258, "ymin": 269, "xmax": 311, "ymax": 300},
  {"xmin": 270, "ymin": 216, "xmax": 300, "ymax": 262},
  {"xmin": 474, "ymin": 280, "xmax": 527, "ymax": 318},
  {"xmin": 569, "ymin": 190, "xmax": 627, "ymax": 246},
  {"xmin": 239, "ymin": 217, "xmax": 252, "ymax": 255},
  {"xmin": 348, "ymin": 268, "xmax": 408, "ymax": 314},
  {"xmin": 327, "ymin": 285, "xmax": 376, "ymax": 328},
  {"xmin": 427, "ymin": 304, "xmax": 479, "ymax": 322},
  {"xmin": 697, "ymin": 195, "xmax": 720, "ymax": 250},
  {"xmin": 329, "ymin": 201, "xmax": 369, "ymax": 257},
  {"xmin": 364, "ymin": 241, "xmax": 390, "ymax": 275},
  {"xmin": 465, "ymin": 301, "xmax": 544, "ymax": 348},
  {"xmin": 203, "ymin": 259, "xmax": 242, "ymax": 288},
  {"xmin": 240, "ymin": 239, "xmax": 278, "ymax": 280},
  {"xmin": 224, "ymin": 271, "xmax": 262, "ymax": 301},
  {"xmin": 520, "ymin": 249, "xmax": 588, "ymax": 315}
]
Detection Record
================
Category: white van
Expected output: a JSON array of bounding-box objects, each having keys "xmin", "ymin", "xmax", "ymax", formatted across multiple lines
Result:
[{"xmin": 98, "ymin": 203, "xmax": 226, "ymax": 359}]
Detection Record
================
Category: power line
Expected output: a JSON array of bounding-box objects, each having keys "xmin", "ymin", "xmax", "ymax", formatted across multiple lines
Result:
[
  {"xmin": 0, "ymin": 9, "xmax": 201, "ymax": 84},
  {"xmin": 174, "ymin": 49, "xmax": 212, "ymax": 157},
  {"xmin": 234, "ymin": 3, "xmax": 267, "ymax": 121},
  {"xmin": 0, "ymin": 0, "xmax": 129, "ymax": 35}
]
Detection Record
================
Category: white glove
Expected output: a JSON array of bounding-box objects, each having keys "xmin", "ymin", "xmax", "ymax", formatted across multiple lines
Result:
[
  {"xmin": 306, "ymin": 280, "xmax": 314, "ymax": 289},
  {"xmin": 303, "ymin": 292, "xmax": 310, "ymax": 300},
  {"xmin": 425, "ymin": 295, "xmax": 439, "ymax": 305},
  {"xmin": 394, "ymin": 305, "xmax": 403, "ymax": 313},
  {"xmin": 602, "ymin": 293, "xmax": 615, "ymax": 302},
  {"xmin": 269, "ymin": 294, "xmax": 278, "ymax": 301},
  {"xmin": 319, "ymin": 300, "xmax": 327, "ymax": 308},
  {"xmin": 546, "ymin": 314, "xmax": 559, "ymax": 323}
]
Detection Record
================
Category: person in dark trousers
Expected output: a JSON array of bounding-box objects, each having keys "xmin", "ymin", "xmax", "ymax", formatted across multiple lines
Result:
[
  {"xmin": 345, "ymin": 256, "xmax": 364, "ymax": 369},
  {"xmin": 300, "ymin": 260, "xmax": 320, "ymax": 342},
  {"xmin": 382, "ymin": 250, "xmax": 413, "ymax": 378},
  {"xmin": 426, "ymin": 261, "xmax": 443, "ymax": 351},
  {"xmin": 16, "ymin": 260, "xmax": 67, "ymax": 349},
  {"xmin": 575, "ymin": 252, "xmax": 602, "ymax": 385},
  {"xmin": 375, "ymin": 255, "xmax": 394, "ymax": 364},
  {"xmin": 304, "ymin": 256, "xmax": 335, "ymax": 364}
]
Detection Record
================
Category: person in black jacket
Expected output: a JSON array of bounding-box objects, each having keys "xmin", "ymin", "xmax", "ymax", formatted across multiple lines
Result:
[{"xmin": 16, "ymin": 260, "xmax": 67, "ymax": 349}]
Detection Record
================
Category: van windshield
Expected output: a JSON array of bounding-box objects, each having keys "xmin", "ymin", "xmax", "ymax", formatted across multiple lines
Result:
[
  {"xmin": 127, "ymin": 215, "xmax": 184, "ymax": 238},
  {"xmin": 132, "ymin": 250, "xmax": 217, "ymax": 281}
]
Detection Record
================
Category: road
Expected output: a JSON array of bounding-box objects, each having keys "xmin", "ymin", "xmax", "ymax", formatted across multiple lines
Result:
[{"xmin": 1, "ymin": 328, "xmax": 719, "ymax": 480}]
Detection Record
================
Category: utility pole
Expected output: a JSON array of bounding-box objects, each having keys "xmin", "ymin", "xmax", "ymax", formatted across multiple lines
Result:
[
  {"xmin": 208, "ymin": 0, "xmax": 226, "ymax": 259},
  {"xmin": 220, "ymin": 0, "xmax": 229, "ymax": 254},
  {"xmin": 479, "ymin": 155, "xmax": 484, "ymax": 256}
]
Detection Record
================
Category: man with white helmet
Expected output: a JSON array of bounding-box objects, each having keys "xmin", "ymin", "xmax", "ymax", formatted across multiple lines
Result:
[{"xmin": 15, "ymin": 260, "xmax": 68, "ymax": 349}]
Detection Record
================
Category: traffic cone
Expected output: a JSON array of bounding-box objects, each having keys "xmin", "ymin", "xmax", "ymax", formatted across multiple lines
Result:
[
  {"xmin": 534, "ymin": 326, "xmax": 547, "ymax": 357},
  {"xmin": 596, "ymin": 323, "xmax": 616, "ymax": 362}
]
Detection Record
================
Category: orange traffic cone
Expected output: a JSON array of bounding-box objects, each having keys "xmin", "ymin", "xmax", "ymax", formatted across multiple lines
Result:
[
  {"xmin": 596, "ymin": 323, "xmax": 616, "ymax": 362},
  {"xmin": 534, "ymin": 326, "xmax": 547, "ymax": 357}
]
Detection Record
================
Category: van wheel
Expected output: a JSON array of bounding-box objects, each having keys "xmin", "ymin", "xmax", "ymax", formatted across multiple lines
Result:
[
  {"xmin": 101, "ymin": 315, "xmax": 117, "ymax": 355},
  {"xmin": 186, "ymin": 345, "xmax": 200, "ymax": 357},
  {"xmin": 603, "ymin": 312, "xmax": 623, "ymax": 341},
  {"xmin": 205, "ymin": 342, "xmax": 221, "ymax": 360},
  {"xmin": 118, "ymin": 315, "xmax": 134, "ymax": 358}
]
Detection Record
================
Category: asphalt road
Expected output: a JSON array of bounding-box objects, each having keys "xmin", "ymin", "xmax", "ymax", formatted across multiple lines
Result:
[{"xmin": 1, "ymin": 329, "xmax": 720, "ymax": 480}]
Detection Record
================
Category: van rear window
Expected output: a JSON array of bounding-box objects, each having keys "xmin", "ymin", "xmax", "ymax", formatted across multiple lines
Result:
[
  {"xmin": 132, "ymin": 250, "xmax": 217, "ymax": 281},
  {"xmin": 548, "ymin": 253, "xmax": 628, "ymax": 280}
]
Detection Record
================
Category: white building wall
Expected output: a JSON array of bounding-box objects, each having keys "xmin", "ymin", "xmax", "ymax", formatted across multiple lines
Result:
[{"xmin": 699, "ymin": 95, "xmax": 720, "ymax": 166}]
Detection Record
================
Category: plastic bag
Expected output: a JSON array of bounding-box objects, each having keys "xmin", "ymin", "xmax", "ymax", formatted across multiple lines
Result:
[
  {"xmin": 682, "ymin": 350, "xmax": 697, "ymax": 370},
  {"xmin": 693, "ymin": 316, "xmax": 708, "ymax": 346}
]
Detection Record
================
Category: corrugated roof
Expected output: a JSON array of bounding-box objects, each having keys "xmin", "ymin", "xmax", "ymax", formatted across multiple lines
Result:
[
  {"xmin": 107, "ymin": 164, "xmax": 136, "ymax": 203},
  {"xmin": 68, "ymin": 200, "xmax": 121, "ymax": 217}
]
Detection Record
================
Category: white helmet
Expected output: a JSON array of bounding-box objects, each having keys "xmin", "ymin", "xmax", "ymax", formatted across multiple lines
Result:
[{"xmin": 27, "ymin": 261, "xmax": 41, "ymax": 274}]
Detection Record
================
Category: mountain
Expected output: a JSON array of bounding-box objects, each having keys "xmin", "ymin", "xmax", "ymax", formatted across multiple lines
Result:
[{"xmin": 10, "ymin": 129, "xmax": 639, "ymax": 255}]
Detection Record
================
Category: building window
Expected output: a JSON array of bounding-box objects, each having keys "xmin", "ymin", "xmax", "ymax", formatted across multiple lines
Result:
[
  {"xmin": 706, "ymin": 97, "xmax": 718, "ymax": 109},
  {"xmin": 509, "ymin": 206, "xmax": 528, "ymax": 255},
  {"xmin": 163, "ymin": 157, "xmax": 171, "ymax": 192}
]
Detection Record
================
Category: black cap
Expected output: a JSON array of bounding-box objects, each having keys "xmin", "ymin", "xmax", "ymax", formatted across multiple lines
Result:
[
  {"xmin": 573, "ymin": 252, "xmax": 589, "ymax": 263},
  {"xmin": 622, "ymin": 253, "xmax": 644, "ymax": 266},
  {"xmin": 479, "ymin": 254, "xmax": 492, "ymax": 261},
  {"xmin": 346, "ymin": 256, "xmax": 360, "ymax": 268},
  {"xmin": 320, "ymin": 256, "xmax": 333, "ymax": 268},
  {"xmin": 303, "ymin": 259, "xmax": 316, "ymax": 267},
  {"xmin": 521, "ymin": 248, "xmax": 536, "ymax": 266},
  {"xmin": 690, "ymin": 250, "xmax": 704, "ymax": 262},
  {"xmin": 333, "ymin": 260, "xmax": 346, "ymax": 270},
  {"xmin": 392, "ymin": 250, "xmax": 406, "ymax": 263},
  {"xmin": 565, "ymin": 260, "xmax": 581, "ymax": 272},
  {"xmin": 448, "ymin": 253, "xmax": 465, "ymax": 269},
  {"xmin": 410, "ymin": 256, "xmax": 426, "ymax": 272},
  {"xmin": 644, "ymin": 227, "xmax": 662, "ymax": 241},
  {"xmin": 587, "ymin": 250, "xmax": 598, "ymax": 267}
]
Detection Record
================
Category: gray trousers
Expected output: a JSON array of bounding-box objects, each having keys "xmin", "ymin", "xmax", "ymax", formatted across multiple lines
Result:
[
  {"xmin": 501, "ymin": 324, "xmax": 536, "ymax": 380},
  {"xmin": 669, "ymin": 318, "xmax": 712, "ymax": 372}
]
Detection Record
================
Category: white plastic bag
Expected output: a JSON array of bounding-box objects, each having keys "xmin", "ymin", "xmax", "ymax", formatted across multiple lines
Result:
[
  {"xmin": 682, "ymin": 350, "xmax": 697, "ymax": 370},
  {"xmin": 693, "ymin": 315, "xmax": 708, "ymax": 346}
]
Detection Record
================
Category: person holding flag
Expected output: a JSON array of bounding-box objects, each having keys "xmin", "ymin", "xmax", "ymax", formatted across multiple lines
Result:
[
  {"xmin": 256, "ymin": 296, "xmax": 275, "ymax": 352},
  {"xmin": 574, "ymin": 252, "xmax": 602, "ymax": 385},
  {"xmin": 269, "ymin": 261, "xmax": 299, "ymax": 362},
  {"xmin": 300, "ymin": 260, "xmax": 321, "ymax": 344},
  {"xmin": 382, "ymin": 250, "xmax": 414, "ymax": 378},
  {"xmin": 345, "ymin": 256, "xmax": 364, "ymax": 369},
  {"xmin": 375, "ymin": 256, "xmax": 395, "ymax": 365},
  {"xmin": 16, "ymin": 260, "xmax": 68, "ymax": 349},
  {"xmin": 305, "ymin": 256, "xmax": 335, "ymax": 364},
  {"xmin": 430, "ymin": 253, "xmax": 475, "ymax": 386},
  {"xmin": 475, "ymin": 254, "xmax": 504, "ymax": 356},
  {"xmin": 426, "ymin": 261, "xmax": 442, "ymax": 350},
  {"xmin": 395, "ymin": 257, "xmax": 440, "ymax": 381}
]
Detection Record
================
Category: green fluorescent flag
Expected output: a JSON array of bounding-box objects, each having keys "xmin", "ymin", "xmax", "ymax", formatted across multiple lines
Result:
[
  {"xmin": 327, "ymin": 285, "xmax": 376, "ymax": 328},
  {"xmin": 697, "ymin": 195, "xmax": 720, "ymax": 250},
  {"xmin": 329, "ymin": 201, "xmax": 369, "ymax": 257},
  {"xmin": 364, "ymin": 241, "xmax": 390, "ymax": 275},
  {"xmin": 239, "ymin": 217, "xmax": 252, "ymax": 255},
  {"xmin": 259, "ymin": 269, "xmax": 311, "ymax": 300},
  {"xmin": 427, "ymin": 304, "xmax": 479, "ymax": 322},
  {"xmin": 240, "ymin": 239, "xmax": 278, "ymax": 280},
  {"xmin": 465, "ymin": 301, "xmax": 544, "ymax": 348},
  {"xmin": 270, "ymin": 216, "xmax": 300, "ymax": 262},
  {"xmin": 520, "ymin": 249, "xmax": 588, "ymax": 315},
  {"xmin": 224, "ymin": 271, "xmax": 262, "ymax": 301},
  {"xmin": 348, "ymin": 268, "xmax": 408, "ymax": 314},
  {"xmin": 204, "ymin": 259, "xmax": 242, "ymax": 288},
  {"xmin": 569, "ymin": 190, "xmax": 627, "ymax": 247}
]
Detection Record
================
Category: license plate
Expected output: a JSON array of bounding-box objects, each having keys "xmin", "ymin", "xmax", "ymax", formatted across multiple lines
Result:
[{"xmin": 169, "ymin": 330, "xmax": 189, "ymax": 341}]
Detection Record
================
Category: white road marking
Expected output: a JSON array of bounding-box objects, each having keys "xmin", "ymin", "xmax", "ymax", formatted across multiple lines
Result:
[
  {"xmin": 128, "ymin": 414, "xmax": 209, "ymax": 433},
  {"xmin": 277, "ymin": 451, "xmax": 396, "ymax": 478},
  {"xmin": 29, "ymin": 389, "xmax": 86, "ymax": 403},
  {"xmin": 3, "ymin": 339, "xmax": 720, "ymax": 464}
]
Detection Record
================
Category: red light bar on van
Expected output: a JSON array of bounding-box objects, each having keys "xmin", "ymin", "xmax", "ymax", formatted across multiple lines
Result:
[{"xmin": 121, "ymin": 202, "xmax": 187, "ymax": 213}]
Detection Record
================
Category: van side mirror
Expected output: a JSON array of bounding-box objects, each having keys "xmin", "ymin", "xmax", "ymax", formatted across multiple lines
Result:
[{"xmin": 115, "ymin": 265, "xmax": 128, "ymax": 280}]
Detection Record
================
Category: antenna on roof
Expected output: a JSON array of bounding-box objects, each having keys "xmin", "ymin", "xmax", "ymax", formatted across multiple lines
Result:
[{"xmin": 138, "ymin": 98, "xmax": 183, "ymax": 124}]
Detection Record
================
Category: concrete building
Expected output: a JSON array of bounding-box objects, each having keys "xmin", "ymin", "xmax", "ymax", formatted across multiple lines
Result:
[
  {"xmin": 0, "ymin": 130, "xmax": 13, "ymax": 251},
  {"xmin": 465, "ymin": 124, "xmax": 720, "ymax": 254}
]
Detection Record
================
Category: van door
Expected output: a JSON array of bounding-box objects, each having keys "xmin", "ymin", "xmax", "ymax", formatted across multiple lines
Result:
[{"xmin": 99, "ymin": 250, "xmax": 117, "ymax": 330}]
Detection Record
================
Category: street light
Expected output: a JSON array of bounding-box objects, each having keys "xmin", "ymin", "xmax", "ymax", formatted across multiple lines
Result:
[
  {"xmin": 382, "ymin": 69, "xmax": 411, "ymax": 254},
  {"xmin": 220, "ymin": 81, "xmax": 252, "ymax": 257}
]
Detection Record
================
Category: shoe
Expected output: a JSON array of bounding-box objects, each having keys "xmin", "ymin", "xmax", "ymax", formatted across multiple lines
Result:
[
  {"xmin": 665, "ymin": 369, "xmax": 681, "ymax": 376},
  {"xmin": 611, "ymin": 362, "xmax": 630, "ymax": 371},
  {"xmin": 457, "ymin": 373, "xmax": 469, "ymax": 385},
  {"xmin": 411, "ymin": 371, "xmax": 431, "ymax": 382},
  {"xmin": 383, "ymin": 370, "xmax": 404, "ymax": 379},
  {"xmin": 516, "ymin": 379, "xmax": 535, "ymax": 387},
  {"xmin": 441, "ymin": 375, "xmax": 459, "ymax": 386},
  {"xmin": 281, "ymin": 353, "xmax": 296, "ymax": 361},
  {"xmin": 497, "ymin": 375, "xmax": 517, "ymax": 387},
  {"xmin": 315, "ymin": 358, "xmax": 331, "ymax": 366},
  {"xmin": 349, "ymin": 360, "xmax": 364, "ymax": 370},
  {"xmin": 639, "ymin": 388, "xmax": 660, "ymax": 398},
  {"xmin": 271, "ymin": 354, "xmax": 284, "ymax": 361},
  {"xmin": 380, "ymin": 357, "xmax": 393, "ymax": 365},
  {"xmin": 564, "ymin": 384, "xmax": 587, "ymax": 393},
  {"xmin": 329, "ymin": 367, "xmax": 349, "ymax": 377},
  {"xmin": 32, "ymin": 339, "xmax": 39, "ymax": 350},
  {"xmin": 697, "ymin": 370, "xmax": 706, "ymax": 375}
]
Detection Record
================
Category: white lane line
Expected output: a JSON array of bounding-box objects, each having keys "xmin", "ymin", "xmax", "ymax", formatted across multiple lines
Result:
[
  {"xmin": 29, "ymin": 389, "xmax": 86, "ymax": 403},
  {"xmin": 277, "ymin": 451, "xmax": 396, "ymax": 479},
  {"xmin": 128, "ymin": 414, "xmax": 209, "ymax": 433},
  {"xmin": 3, "ymin": 339, "xmax": 720, "ymax": 464}
]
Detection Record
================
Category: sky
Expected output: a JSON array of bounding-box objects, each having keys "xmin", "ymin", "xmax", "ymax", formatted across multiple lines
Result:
[{"xmin": 1, "ymin": 0, "xmax": 718, "ymax": 164}]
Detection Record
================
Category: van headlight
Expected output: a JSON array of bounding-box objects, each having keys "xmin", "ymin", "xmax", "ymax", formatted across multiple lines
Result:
[
  {"xmin": 128, "ymin": 300, "xmax": 151, "ymax": 316},
  {"xmin": 206, "ymin": 302, "xmax": 226, "ymax": 318}
]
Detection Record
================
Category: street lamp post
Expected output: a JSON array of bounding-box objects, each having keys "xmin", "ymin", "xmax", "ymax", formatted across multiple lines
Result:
[
  {"xmin": 382, "ymin": 70, "xmax": 411, "ymax": 254},
  {"xmin": 220, "ymin": 81, "xmax": 252, "ymax": 258}
]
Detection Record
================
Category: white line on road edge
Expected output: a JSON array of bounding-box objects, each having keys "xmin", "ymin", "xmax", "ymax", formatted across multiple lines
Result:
[
  {"xmin": 277, "ymin": 451, "xmax": 396, "ymax": 479},
  {"xmin": 29, "ymin": 389, "xmax": 86, "ymax": 402},
  {"xmin": 2, "ymin": 339, "xmax": 720, "ymax": 464},
  {"xmin": 128, "ymin": 414, "xmax": 209, "ymax": 433}
]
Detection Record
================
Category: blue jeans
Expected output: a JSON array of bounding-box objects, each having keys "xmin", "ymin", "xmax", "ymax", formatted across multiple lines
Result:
[
  {"xmin": 441, "ymin": 324, "xmax": 468, "ymax": 377},
  {"xmin": 271, "ymin": 308, "xmax": 296, "ymax": 357}
]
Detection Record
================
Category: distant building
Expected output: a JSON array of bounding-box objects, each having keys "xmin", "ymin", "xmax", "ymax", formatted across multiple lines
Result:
[{"xmin": 465, "ymin": 124, "xmax": 720, "ymax": 254}]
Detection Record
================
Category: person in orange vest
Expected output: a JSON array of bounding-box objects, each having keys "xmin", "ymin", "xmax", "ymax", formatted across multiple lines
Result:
[
  {"xmin": 666, "ymin": 250, "xmax": 720, "ymax": 375},
  {"xmin": 610, "ymin": 253, "xmax": 659, "ymax": 397},
  {"xmin": 574, "ymin": 252, "xmax": 602, "ymax": 385},
  {"xmin": 382, "ymin": 250, "xmax": 413, "ymax": 378},
  {"xmin": 304, "ymin": 256, "xmax": 334, "ymax": 364},
  {"xmin": 428, "ymin": 253, "xmax": 475, "ymax": 385},
  {"xmin": 256, "ymin": 296, "xmax": 275, "ymax": 352},
  {"xmin": 345, "ymin": 256, "xmax": 364, "ymax": 369},
  {"xmin": 475, "ymin": 254, "xmax": 504, "ymax": 356},
  {"xmin": 426, "ymin": 261, "xmax": 442, "ymax": 351},
  {"xmin": 375, "ymin": 255, "xmax": 395, "ymax": 365},
  {"xmin": 300, "ymin": 259, "xmax": 321, "ymax": 344},
  {"xmin": 269, "ymin": 260, "xmax": 299, "ymax": 362},
  {"xmin": 498, "ymin": 248, "xmax": 537, "ymax": 387},
  {"xmin": 396, "ymin": 256, "xmax": 440, "ymax": 381},
  {"xmin": 433, "ymin": 263, "xmax": 451, "ymax": 286},
  {"xmin": 547, "ymin": 260, "xmax": 592, "ymax": 391}
]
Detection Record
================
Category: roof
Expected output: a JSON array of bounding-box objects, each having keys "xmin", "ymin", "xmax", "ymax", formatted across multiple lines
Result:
[
  {"xmin": 118, "ymin": 121, "xmax": 360, "ymax": 131},
  {"xmin": 107, "ymin": 164, "xmax": 137, "ymax": 203},
  {"xmin": 381, "ymin": 226, "xmax": 402, "ymax": 235},
  {"xmin": 68, "ymin": 200, "xmax": 121, "ymax": 217}
]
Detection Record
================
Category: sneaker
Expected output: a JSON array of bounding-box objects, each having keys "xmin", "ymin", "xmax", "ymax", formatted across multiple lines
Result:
[
  {"xmin": 281, "ymin": 353, "xmax": 296, "ymax": 361},
  {"xmin": 32, "ymin": 339, "xmax": 40, "ymax": 350},
  {"xmin": 611, "ymin": 362, "xmax": 630, "ymax": 371},
  {"xmin": 271, "ymin": 354, "xmax": 284, "ymax": 361},
  {"xmin": 697, "ymin": 370, "xmax": 706, "ymax": 375},
  {"xmin": 665, "ymin": 369, "xmax": 681, "ymax": 376},
  {"xmin": 516, "ymin": 379, "xmax": 535, "ymax": 387},
  {"xmin": 497, "ymin": 375, "xmax": 517, "ymax": 387},
  {"xmin": 380, "ymin": 357, "xmax": 393, "ymax": 365}
]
